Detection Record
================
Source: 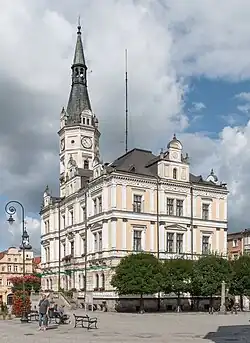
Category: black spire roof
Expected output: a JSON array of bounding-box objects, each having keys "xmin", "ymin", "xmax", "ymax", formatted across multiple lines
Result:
[{"xmin": 66, "ymin": 22, "xmax": 91, "ymax": 125}]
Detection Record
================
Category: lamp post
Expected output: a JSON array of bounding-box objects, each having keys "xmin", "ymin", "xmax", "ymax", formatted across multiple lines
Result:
[{"xmin": 5, "ymin": 200, "xmax": 32, "ymax": 323}]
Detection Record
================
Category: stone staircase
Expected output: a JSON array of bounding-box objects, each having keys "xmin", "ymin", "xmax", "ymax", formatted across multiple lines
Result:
[{"xmin": 30, "ymin": 291, "xmax": 73, "ymax": 309}]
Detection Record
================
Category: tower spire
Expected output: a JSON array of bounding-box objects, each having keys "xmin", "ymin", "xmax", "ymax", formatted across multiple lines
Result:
[{"xmin": 66, "ymin": 20, "xmax": 91, "ymax": 125}]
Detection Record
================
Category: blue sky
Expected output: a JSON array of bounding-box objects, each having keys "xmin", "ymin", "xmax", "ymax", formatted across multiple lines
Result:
[
  {"xmin": 1, "ymin": 0, "xmax": 250, "ymax": 251},
  {"xmin": 185, "ymin": 78, "xmax": 250, "ymax": 136}
]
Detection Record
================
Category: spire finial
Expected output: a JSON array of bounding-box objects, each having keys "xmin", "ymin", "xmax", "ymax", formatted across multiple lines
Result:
[
  {"xmin": 173, "ymin": 133, "xmax": 176, "ymax": 140},
  {"xmin": 77, "ymin": 15, "xmax": 81, "ymax": 34}
]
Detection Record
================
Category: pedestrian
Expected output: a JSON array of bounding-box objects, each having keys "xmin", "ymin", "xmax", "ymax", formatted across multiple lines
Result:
[{"xmin": 38, "ymin": 293, "xmax": 50, "ymax": 331}]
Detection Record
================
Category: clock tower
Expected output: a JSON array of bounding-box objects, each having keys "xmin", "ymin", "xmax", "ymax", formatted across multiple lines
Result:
[{"xmin": 58, "ymin": 23, "xmax": 100, "ymax": 196}]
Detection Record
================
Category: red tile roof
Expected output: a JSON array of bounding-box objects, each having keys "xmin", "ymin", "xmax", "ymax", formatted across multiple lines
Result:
[{"xmin": 33, "ymin": 256, "xmax": 41, "ymax": 265}]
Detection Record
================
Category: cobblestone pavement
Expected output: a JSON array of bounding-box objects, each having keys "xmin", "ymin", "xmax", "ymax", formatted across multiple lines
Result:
[{"xmin": 0, "ymin": 310, "xmax": 250, "ymax": 343}]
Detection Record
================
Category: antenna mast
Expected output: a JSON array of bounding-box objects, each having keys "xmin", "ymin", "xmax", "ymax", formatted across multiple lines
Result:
[{"xmin": 125, "ymin": 49, "xmax": 128, "ymax": 153}]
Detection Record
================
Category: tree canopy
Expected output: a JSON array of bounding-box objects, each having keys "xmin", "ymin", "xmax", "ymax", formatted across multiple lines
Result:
[
  {"xmin": 111, "ymin": 252, "xmax": 162, "ymax": 296},
  {"xmin": 162, "ymin": 258, "xmax": 193, "ymax": 295},
  {"xmin": 230, "ymin": 254, "xmax": 250, "ymax": 297},
  {"xmin": 192, "ymin": 255, "xmax": 231, "ymax": 297}
]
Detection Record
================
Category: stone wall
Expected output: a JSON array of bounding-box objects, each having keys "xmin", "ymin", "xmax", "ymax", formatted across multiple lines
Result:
[{"xmin": 91, "ymin": 296, "xmax": 222, "ymax": 312}]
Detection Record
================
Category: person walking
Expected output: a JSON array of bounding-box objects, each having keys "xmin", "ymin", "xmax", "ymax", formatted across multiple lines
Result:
[{"xmin": 38, "ymin": 293, "xmax": 50, "ymax": 331}]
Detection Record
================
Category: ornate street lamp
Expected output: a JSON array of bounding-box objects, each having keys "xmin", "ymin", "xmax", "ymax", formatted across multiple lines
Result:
[{"xmin": 5, "ymin": 200, "xmax": 32, "ymax": 323}]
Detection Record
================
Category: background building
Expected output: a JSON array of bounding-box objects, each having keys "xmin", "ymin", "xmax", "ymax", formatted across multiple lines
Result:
[
  {"xmin": 40, "ymin": 24, "xmax": 229, "ymax": 308},
  {"xmin": 227, "ymin": 229, "xmax": 250, "ymax": 258},
  {"xmin": 0, "ymin": 247, "xmax": 34, "ymax": 304}
]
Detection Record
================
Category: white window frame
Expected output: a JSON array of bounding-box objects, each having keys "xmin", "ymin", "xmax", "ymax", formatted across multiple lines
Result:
[
  {"xmin": 131, "ymin": 189, "xmax": 145, "ymax": 213},
  {"xmin": 232, "ymin": 239, "xmax": 238, "ymax": 248},
  {"xmin": 131, "ymin": 226, "xmax": 146, "ymax": 251},
  {"xmin": 201, "ymin": 233, "xmax": 212, "ymax": 254},
  {"xmin": 202, "ymin": 202, "xmax": 210, "ymax": 220}
]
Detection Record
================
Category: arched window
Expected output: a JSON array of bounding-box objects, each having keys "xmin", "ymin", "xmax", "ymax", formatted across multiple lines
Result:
[
  {"xmin": 101, "ymin": 273, "xmax": 105, "ymax": 290},
  {"xmin": 46, "ymin": 279, "xmax": 49, "ymax": 290},
  {"xmin": 75, "ymin": 68, "xmax": 79, "ymax": 77},
  {"xmin": 80, "ymin": 68, "xmax": 84, "ymax": 77},
  {"xmin": 50, "ymin": 278, "xmax": 53, "ymax": 290},
  {"xmin": 95, "ymin": 274, "xmax": 99, "ymax": 290},
  {"xmin": 84, "ymin": 160, "xmax": 89, "ymax": 169},
  {"xmin": 78, "ymin": 275, "xmax": 81, "ymax": 289},
  {"xmin": 173, "ymin": 168, "xmax": 177, "ymax": 180}
]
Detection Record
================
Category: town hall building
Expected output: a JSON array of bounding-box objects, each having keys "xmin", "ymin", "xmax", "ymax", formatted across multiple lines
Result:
[{"xmin": 40, "ymin": 23, "xmax": 229, "ymax": 307}]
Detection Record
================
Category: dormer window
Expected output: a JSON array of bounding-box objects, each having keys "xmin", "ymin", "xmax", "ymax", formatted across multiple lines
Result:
[
  {"xmin": 173, "ymin": 168, "xmax": 177, "ymax": 179},
  {"xmin": 129, "ymin": 164, "xmax": 136, "ymax": 173},
  {"xmin": 83, "ymin": 117, "xmax": 85, "ymax": 125},
  {"xmin": 87, "ymin": 118, "xmax": 90, "ymax": 125}
]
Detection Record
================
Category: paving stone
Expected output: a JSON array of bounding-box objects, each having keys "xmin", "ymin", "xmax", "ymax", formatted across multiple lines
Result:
[{"xmin": 0, "ymin": 310, "xmax": 250, "ymax": 342}]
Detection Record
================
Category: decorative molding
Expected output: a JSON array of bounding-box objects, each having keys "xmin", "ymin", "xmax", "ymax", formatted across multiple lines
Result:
[{"xmin": 165, "ymin": 224, "xmax": 187, "ymax": 232}]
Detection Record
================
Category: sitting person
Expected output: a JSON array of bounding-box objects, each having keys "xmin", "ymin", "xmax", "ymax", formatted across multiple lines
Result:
[{"xmin": 57, "ymin": 305, "xmax": 70, "ymax": 324}]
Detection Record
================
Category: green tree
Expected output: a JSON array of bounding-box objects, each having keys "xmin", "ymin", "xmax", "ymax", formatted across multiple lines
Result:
[
  {"xmin": 111, "ymin": 253, "xmax": 162, "ymax": 312},
  {"xmin": 192, "ymin": 255, "xmax": 231, "ymax": 311},
  {"xmin": 162, "ymin": 259, "xmax": 193, "ymax": 312},
  {"xmin": 230, "ymin": 254, "xmax": 250, "ymax": 310}
]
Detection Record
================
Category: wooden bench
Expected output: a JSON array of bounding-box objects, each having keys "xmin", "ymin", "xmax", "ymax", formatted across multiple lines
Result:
[
  {"xmin": 28, "ymin": 311, "xmax": 39, "ymax": 322},
  {"xmin": 48, "ymin": 310, "xmax": 70, "ymax": 325},
  {"xmin": 73, "ymin": 314, "xmax": 98, "ymax": 330}
]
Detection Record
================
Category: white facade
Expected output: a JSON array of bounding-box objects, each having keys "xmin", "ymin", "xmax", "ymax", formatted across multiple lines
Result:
[{"xmin": 40, "ymin": 25, "xmax": 229, "ymax": 301}]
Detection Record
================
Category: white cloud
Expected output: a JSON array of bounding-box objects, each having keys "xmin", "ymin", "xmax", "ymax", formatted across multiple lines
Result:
[
  {"xmin": 0, "ymin": 214, "xmax": 41, "ymax": 253},
  {"xmin": 192, "ymin": 102, "xmax": 206, "ymax": 112},
  {"xmin": 235, "ymin": 92, "xmax": 250, "ymax": 102},
  {"xmin": 161, "ymin": 0, "xmax": 250, "ymax": 81},
  {"xmin": 237, "ymin": 104, "xmax": 250, "ymax": 114},
  {"xmin": 2, "ymin": 0, "xmax": 250, "ymax": 247}
]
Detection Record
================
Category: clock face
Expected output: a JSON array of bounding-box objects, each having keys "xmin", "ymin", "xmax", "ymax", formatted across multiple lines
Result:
[
  {"xmin": 172, "ymin": 152, "xmax": 178, "ymax": 159},
  {"xmin": 81, "ymin": 136, "xmax": 92, "ymax": 149},
  {"xmin": 60, "ymin": 138, "xmax": 65, "ymax": 151}
]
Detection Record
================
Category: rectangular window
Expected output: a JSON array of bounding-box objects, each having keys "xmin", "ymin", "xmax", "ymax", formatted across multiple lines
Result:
[
  {"xmin": 93, "ymin": 199, "xmax": 97, "ymax": 215},
  {"xmin": 82, "ymin": 238, "xmax": 86, "ymax": 255},
  {"xmin": 8, "ymin": 265, "xmax": 11, "ymax": 272},
  {"xmin": 63, "ymin": 243, "xmax": 66, "ymax": 257},
  {"xmin": 70, "ymin": 241, "xmax": 74, "ymax": 257},
  {"xmin": 94, "ymin": 233, "xmax": 98, "ymax": 252},
  {"xmin": 7, "ymin": 280, "xmax": 11, "ymax": 286},
  {"xmin": 133, "ymin": 230, "xmax": 142, "ymax": 251},
  {"xmin": 98, "ymin": 231, "xmax": 102, "ymax": 251},
  {"xmin": 133, "ymin": 195, "xmax": 142, "ymax": 213},
  {"xmin": 98, "ymin": 196, "xmax": 102, "ymax": 213},
  {"xmin": 70, "ymin": 210, "xmax": 74, "ymax": 226},
  {"xmin": 166, "ymin": 198, "xmax": 174, "ymax": 215},
  {"xmin": 176, "ymin": 233, "xmax": 184, "ymax": 254},
  {"xmin": 202, "ymin": 236, "xmax": 210, "ymax": 254},
  {"xmin": 0, "ymin": 279, "xmax": 2, "ymax": 286},
  {"xmin": 202, "ymin": 203, "xmax": 209, "ymax": 220},
  {"xmin": 81, "ymin": 207, "xmax": 85, "ymax": 222},
  {"xmin": 232, "ymin": 239, "xmax": 238, "ymax": 248},
  {"xmin": 2, "ymin": 266, "xmax": 5, "ymax": 271},
  {"xmin": 62, "ymin": 215, "xmax": 65, "ymax": 229},
  {"xmin": 14, "ymin": 265, "xmax": 18, "ymax": 272},
  {"xmin": 166, "ymin": 232, "xmax": 174, "ymax": 252},
  {"xmin": 176, "ymin": 200, "xmax": 183, "ymax": 217}
]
